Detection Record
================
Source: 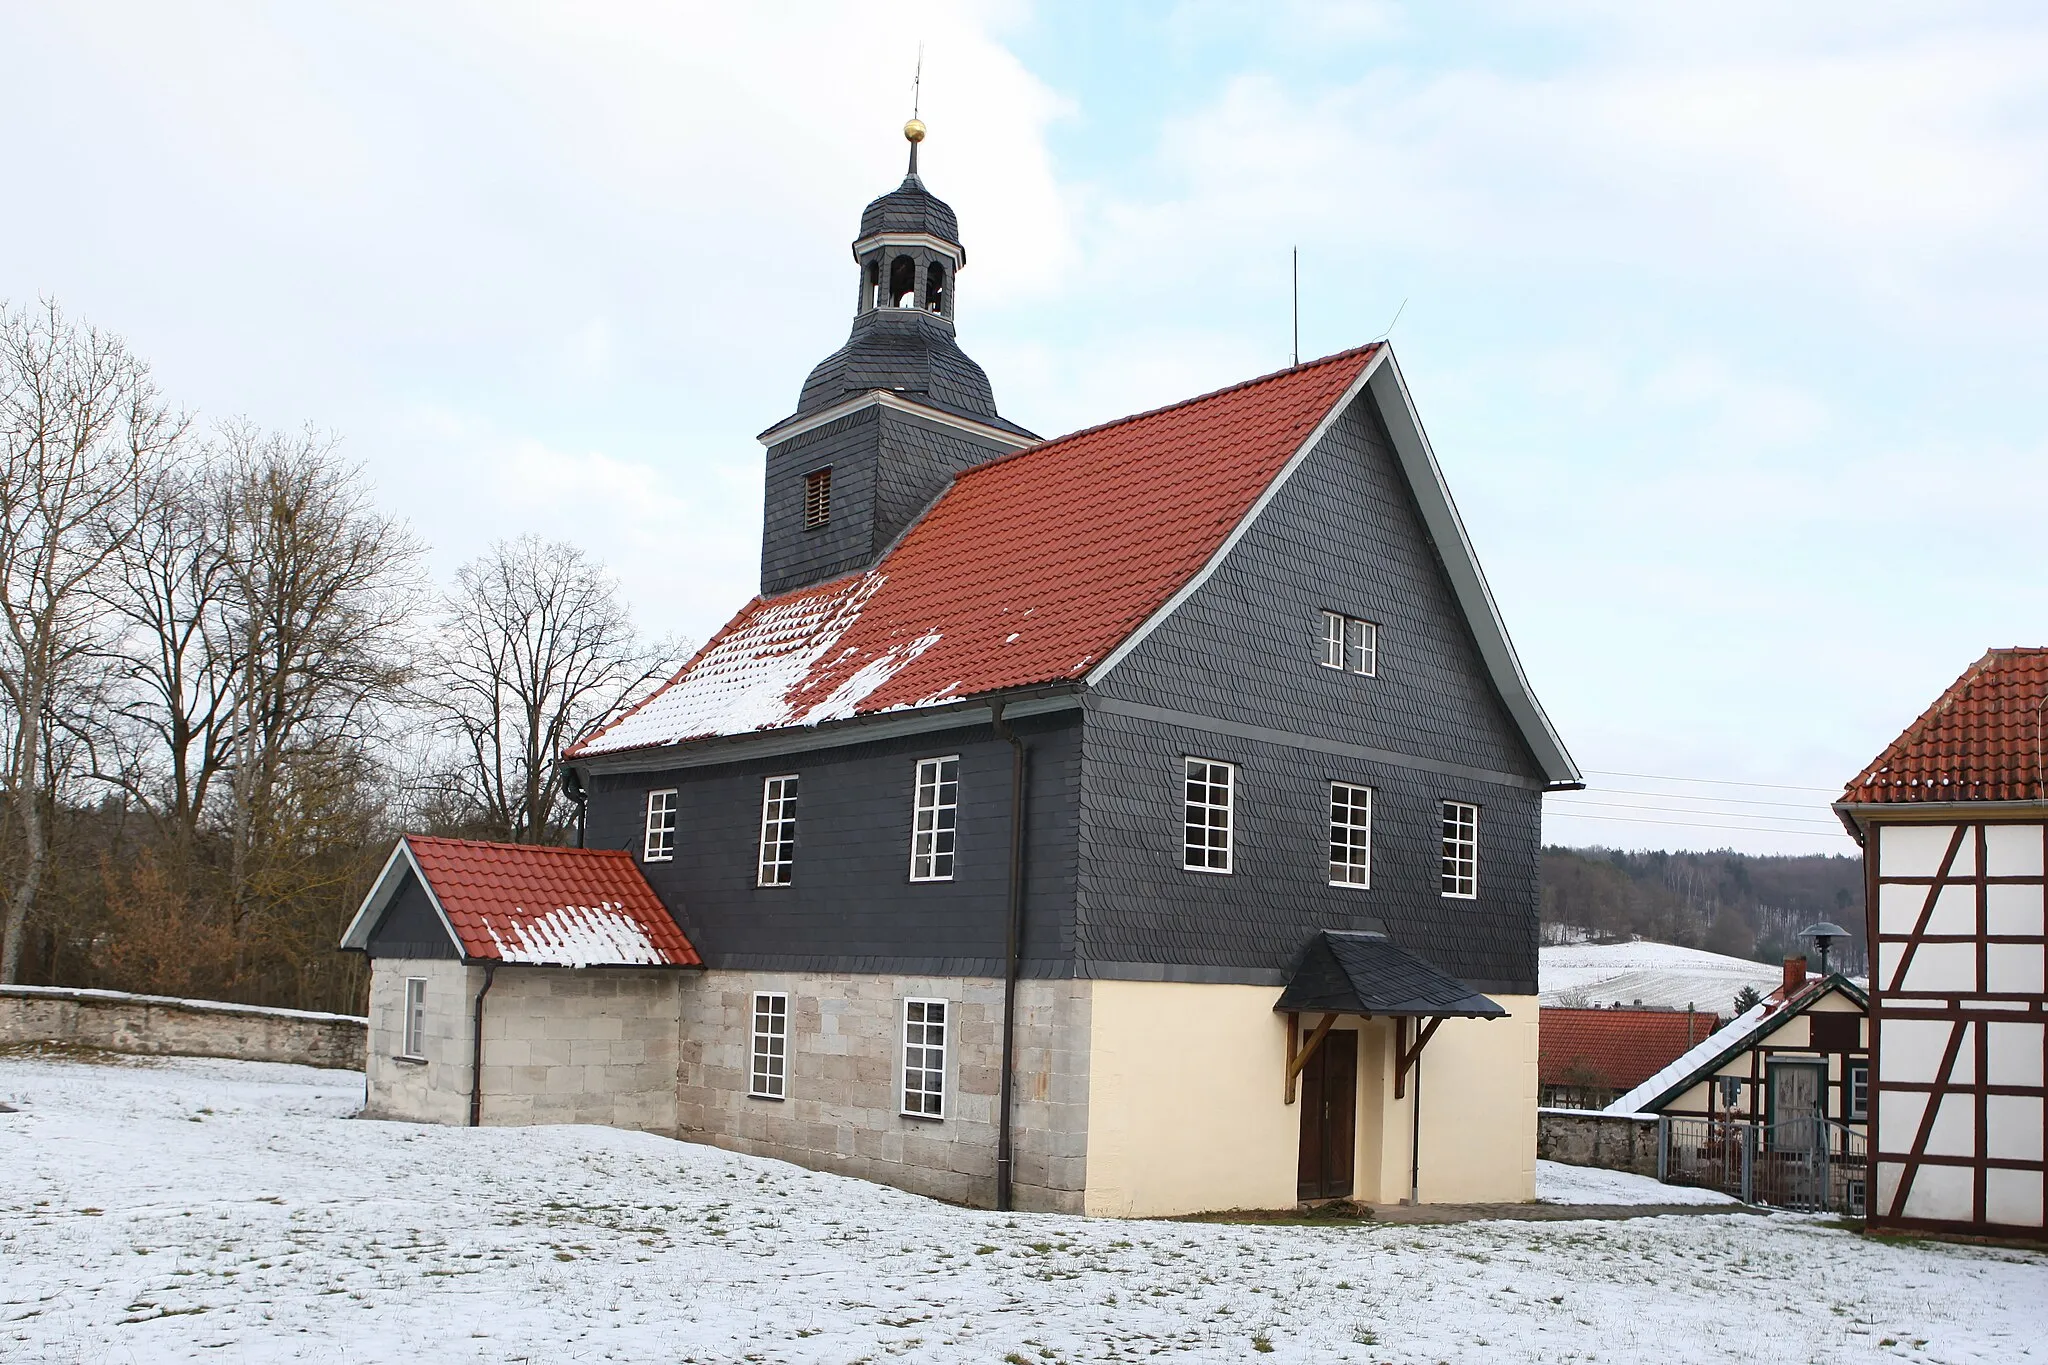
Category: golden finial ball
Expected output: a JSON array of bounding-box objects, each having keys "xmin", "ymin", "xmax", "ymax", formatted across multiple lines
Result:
[{"xmin": 904, "ymin": 118, "xmax": 927, "ymax": 144}]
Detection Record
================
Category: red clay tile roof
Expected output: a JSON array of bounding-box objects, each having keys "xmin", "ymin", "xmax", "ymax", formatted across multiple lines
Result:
[
  {"xmin": 573, "ymin": 345, "xmax": 1382, "ymax": 756},
  {"xmin": 1841, "ymin": 648, "xmax": 2048, "ymax": 805},
  {"xmin": 1539, "ymin": 1006, "xmax": 1721, "ymax": 1091},
  {"xmin": 401, "ymin": 836, "xmax": 700, "ymax": 968}
]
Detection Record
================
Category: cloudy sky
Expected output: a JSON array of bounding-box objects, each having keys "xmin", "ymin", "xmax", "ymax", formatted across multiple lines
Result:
[{"xmin": 5, "ymin": 2, "xmax": 2043, "ymax": 854}]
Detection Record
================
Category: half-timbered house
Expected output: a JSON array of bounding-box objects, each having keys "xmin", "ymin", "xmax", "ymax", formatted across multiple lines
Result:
[
  {"xmin": 1835, "ymin": 648, "xmax": 2048, "ymax": 1237},
  {"xmin": 345, "ymin": 122, "xmax": 1581, "ymax": 1217}
]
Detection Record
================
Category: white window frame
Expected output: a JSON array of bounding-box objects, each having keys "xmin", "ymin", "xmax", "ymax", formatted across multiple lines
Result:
[
  {"xmin": 643, "ymin": 788, "xmax": 677, "ymax": 863},
  {"xmin": 1847, "ymin": 1061, "xmax": 1869, "ymax": 1121},
  {"xmin": 909, "ymin": 756, "xmax": 959, "ymax": 882},
  {"xmin": 750, "ymin": 992, "xmax": 788, "ymax": 1100},
  {"xmin": 900, "ymin": 997, "xmax": 948, "ymax": 1118},
  {"xmin": 1441, "ymin": 800, "xmax": 1479, "ymax": 899},
  {"xmin": 757, "ymin": 775, "xmax": 798, "ymax": 887},
  {"xmin": 1318, "ymin": 611, "xmax": 1377, "ymax": 676},
  {"xmin": 401, "ymin": 976, "xmax": 426, "ymax": 1059},
  {"xmin": 1183, "ymin": 757, "xmax": 1235, "ymax": 874},
  {"xmin": 1330, "ymin": 782, "xmax": 1373, "ymax": 888}
]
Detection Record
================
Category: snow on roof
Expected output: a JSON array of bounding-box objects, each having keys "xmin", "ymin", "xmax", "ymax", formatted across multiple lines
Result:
[
  {"xmin": 1602, "ymin": 974, "xmax": 1862, "ymax": 1115},
  {"xmin": 1539, "ymin": 940, "xmax": 1785, "ymax": 1013},
  {"xmin": 571, "ymin": 347, "xmax": 1383, "ymax": 757},
  {"xmin": 342, "ymin": 837, "xmax": 701, "ymax": 969}
]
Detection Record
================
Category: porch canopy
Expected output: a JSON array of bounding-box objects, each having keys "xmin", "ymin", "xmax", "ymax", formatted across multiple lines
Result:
[{"xmin": 1277, "ymin": 930, "xmax": 1504, "ymax": 1103}]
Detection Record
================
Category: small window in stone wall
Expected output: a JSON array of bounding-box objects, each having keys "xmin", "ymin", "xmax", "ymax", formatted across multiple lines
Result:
[
  {"xmin": 751, "ymin": 993, "xmax": 788, "ymax": 1100},
  {"xmin": 402, "ymin": 976, "xmax": 426, "ymax": 1058},
  {"xmin": 901, "ymin": 997, "xmax": 947, "ymax": 1118}
]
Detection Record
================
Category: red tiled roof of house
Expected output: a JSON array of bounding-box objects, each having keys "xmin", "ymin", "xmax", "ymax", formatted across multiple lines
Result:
[
  {"xmin": 402, "ymin": 836, "xmax": 700, "ymax": 968},
  {"xmin": 573, "ymin": 345, "xmax": 1382, "ymax": 756},
  {"xmin": 1539, "ymin": 1006, "xmax": 1720, "ymax": 1091},
  {"xmin": 1841, "ymin": 648, "xmax": 2048, "ymax": 805}
]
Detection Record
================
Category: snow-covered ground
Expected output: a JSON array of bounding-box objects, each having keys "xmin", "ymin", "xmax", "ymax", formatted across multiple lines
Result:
[
  {"xmin": 1540, "ymin": 940, "xmax": 1786, "ymax": 1013},
  {"xmin": 4, "ymin": 1054, "xmax": 2044, "ymax": 1364},
  {"xmin": 1533, "ymin": 1161, "xmax": 1736, "ymax": 1207}
]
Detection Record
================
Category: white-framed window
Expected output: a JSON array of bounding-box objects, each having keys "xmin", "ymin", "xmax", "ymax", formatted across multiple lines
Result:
[
  {"xmin": 402, "ymin": 976, "xmax": 426, "ymax": 1058},
  {"xmin": 750, "ymin": 992, "xmax": 788, "ymax": 1100},
  {"xmin": 1441, "ymin": 800, "xmax": 1479, "ymax": 898},
  {"xmin": 757, "ymin": 776, "xmax": 798, "ymax": 886},
  {"xmin": 1319, "ymin": 610, "xmax": 1377, "ymax": 676},
  {"xmin": 643, "ymin": 788, "xmax": 678, "ymax": 862},
  {"xmin": 1330, "ymin": 782, "xmax": 1373, "ymax": 888},
  {"xmin": 901, "ymin": 997, "xmax": 948, "ymax": 1118},
  {"xmin": 1184, "ymin": 757, "xmax": 1235, "ymax": 873},
  {"xmin": 909, "ymin": 756, "xmax": 959, "ymax": 882},
  {"xmin": 1848, "ymin": 1061, "xmax": 1869, "ymax": 1120}
]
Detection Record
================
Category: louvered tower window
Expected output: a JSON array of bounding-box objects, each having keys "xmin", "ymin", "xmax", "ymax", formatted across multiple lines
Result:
[{"xmin": 803, "ymin": 467, "xmax": 832, "ymax": 529}]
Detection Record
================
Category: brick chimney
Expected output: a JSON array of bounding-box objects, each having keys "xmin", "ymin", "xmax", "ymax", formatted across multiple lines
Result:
[{"xmin": 1782, "ymin": 955, "xmax": 1808, "ymax": 997}]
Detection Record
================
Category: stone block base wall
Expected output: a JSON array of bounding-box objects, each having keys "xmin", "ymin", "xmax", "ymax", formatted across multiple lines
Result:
[
  {"xmin": 675, "ymin": 971, "xmax": 1090, "ymax": 1213},
  {"xmin": 478, "ymin": 967, "xmax": 681, "ymax": 1131},
  {"xmin": 364, "ymin": 959, "xmax": 479, "ymax": 1126},
  {"xmin": 0, "ymin": 985, "xmax": 366, "ymax": 1069},
  {"xmin": 1536, "ymin": 1108, "xmax": 1660, "ymax": 1176},
  {"xmin": 363, "ymin": 960, "xmax": 683, "ymax": 1132}
]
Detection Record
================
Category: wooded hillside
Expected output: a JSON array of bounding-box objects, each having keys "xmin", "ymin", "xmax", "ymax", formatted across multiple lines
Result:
[{"xmin": 1541, "ymin": 845, "xmax": 1867, "ymax": 976}]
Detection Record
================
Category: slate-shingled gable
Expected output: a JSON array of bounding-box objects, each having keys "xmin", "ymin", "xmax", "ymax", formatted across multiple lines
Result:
[{"xmin": 575, "ymin": 345, "xmax": 1382, "ymax": 758}]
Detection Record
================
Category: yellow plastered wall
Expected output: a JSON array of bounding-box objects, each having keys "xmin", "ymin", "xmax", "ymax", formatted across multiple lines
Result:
[
  {"xmin": 1083, "ymin": 979, "xmax": 1299, "ymax": 1216},
  {"xmin": 1082, "ymin": 981, "xmax": 1539, "ymax": 1215},
  {"xmin": 1358, "ymin": 998, "xmax": 1539, "ymax": 1204}
]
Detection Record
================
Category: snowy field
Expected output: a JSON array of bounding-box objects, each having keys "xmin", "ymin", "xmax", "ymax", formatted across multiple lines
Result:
[{"xmin": 2, "ymin": 1053, "xmax": 2043, "ymax": 1364}]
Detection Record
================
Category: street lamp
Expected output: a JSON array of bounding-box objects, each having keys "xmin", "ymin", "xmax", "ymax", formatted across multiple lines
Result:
[{"xmin": 1800, "ymin": 921, "xmax": 1852, "ymax": 977}]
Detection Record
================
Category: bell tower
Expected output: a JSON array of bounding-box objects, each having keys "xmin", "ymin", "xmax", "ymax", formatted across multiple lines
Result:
[{"xmin": 756, "ymin": 120, "xmax": 1035, "ymax": 597}]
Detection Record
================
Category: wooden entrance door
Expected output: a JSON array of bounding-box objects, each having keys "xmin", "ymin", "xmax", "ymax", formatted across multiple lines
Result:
[{"xmin": 1297, "ymin": 1028, "xmax": 1357, "ymax": 1201}]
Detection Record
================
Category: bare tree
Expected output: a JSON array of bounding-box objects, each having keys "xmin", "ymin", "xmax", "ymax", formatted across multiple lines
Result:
[
  {"xmin": 0, "ymin": 300, "xmax": 181, "ymax": 982},
  {"xmin": 100, "ymin": 460, "xmax": 240, "ymax": 845},
  {"xmin": 427, "ymin": 535, "xmax": 657, "ymax": 843},
  {"xmin": 209, "ymin": 424, "xmax": 422, "ymax": 970}
]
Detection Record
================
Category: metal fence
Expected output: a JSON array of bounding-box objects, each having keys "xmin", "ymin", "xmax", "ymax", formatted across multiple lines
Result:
[{"xmin": 1657, "ymin": 1116, "xmax": 1866, "ymax": 1214}]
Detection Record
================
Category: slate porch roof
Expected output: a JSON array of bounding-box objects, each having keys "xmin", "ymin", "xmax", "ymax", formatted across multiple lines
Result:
[
  {"xmin": 1274, "ymin": 930, "xmax": 1506, "ymax": 1019},
  {"xmin": 1538, "ymin": 1006, "xmax": 1721, "ymax": 1093},
  {"xmin": 573, "ymin": 345, "xmax": 1383, "ymax": 757},
  {"xmin": 1838, "ymin": 648, "xmax": 2048, "ymax": 811},
  {"xmin": 341, "ymin": 836, "xmax": 701, "ymax": 969}
]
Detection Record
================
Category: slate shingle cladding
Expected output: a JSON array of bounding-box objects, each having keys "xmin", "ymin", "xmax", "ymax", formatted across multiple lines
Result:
[
  {"xmin": 760, "ymin": 402, "xmax": 1025, "ymax": 596},
  {"xmin": 796, "ymin": 310, "xmax": 1012, "ymax": 423},
  {"xmin": 585, "ymin": 710, "xmax": 1080, "ymax": 978},
  {"xmin": 1080, "ymin": 394, "xmax": 1545, "ymax": 995},
  {"xmin": 859, "ymin": 174, "xmax": 961, "ymax": 243},
  {"xmin": 365, "ymin": 870, "xmax": 459, "ymax": 960}
]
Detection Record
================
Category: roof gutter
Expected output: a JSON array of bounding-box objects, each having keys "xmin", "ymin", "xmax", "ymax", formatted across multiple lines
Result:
[{"xmin": 1831, "ymin": 797, "xmax": 2048, "ymax": 843}]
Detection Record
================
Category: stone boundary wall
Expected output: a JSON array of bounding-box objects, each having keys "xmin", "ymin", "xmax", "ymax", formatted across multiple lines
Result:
[
  {"xmin": 1537, "ymin": 1107, "xmax": 1660, "ymax": 1177},
  {"xmin": 0, "ymin": 985, "xmax": 366, "ymax": 1070}
]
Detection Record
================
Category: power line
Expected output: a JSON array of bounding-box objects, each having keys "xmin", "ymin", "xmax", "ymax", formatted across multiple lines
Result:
[
  {"xmin": 1549, "ymin": 796, "xmax": 1843, "ymax": 828},
  {"xmin": 1584, "ymin": 768, "xmax": 1840, "ymax": 794},
  {"xmin": 1544, "ymin": 808, "xmax": 1852, "ymax": 839},
  {"xmin": 1575, "ymin": 785, "xmax": 1832, "ymax": 814}
]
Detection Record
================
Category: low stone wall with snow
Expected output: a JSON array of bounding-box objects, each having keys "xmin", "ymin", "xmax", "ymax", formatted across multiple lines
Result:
[
  {"xmin": 1537, "ymin": 1108, "xmax": 1659, "ymax": 1176},
  {"xmin": 0, "ymin": 985, "xmax": 366, "ymax": 1070}
]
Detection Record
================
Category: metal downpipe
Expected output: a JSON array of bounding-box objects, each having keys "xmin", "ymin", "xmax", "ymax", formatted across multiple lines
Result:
[{"xmin": 989, "ymin": 700, "xmax": 1029, "ymax": 1212}]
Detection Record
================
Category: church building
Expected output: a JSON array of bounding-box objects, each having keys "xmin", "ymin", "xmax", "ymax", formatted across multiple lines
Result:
[{"xmin": 342, "ymin": 121, "xmax": 1582, "ymax": 1217}]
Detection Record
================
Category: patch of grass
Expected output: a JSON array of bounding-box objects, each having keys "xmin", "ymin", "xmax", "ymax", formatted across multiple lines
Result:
[{"xmin": 1251, "ymin": 1334, "xmax": 1274, "ymax": 1353}]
